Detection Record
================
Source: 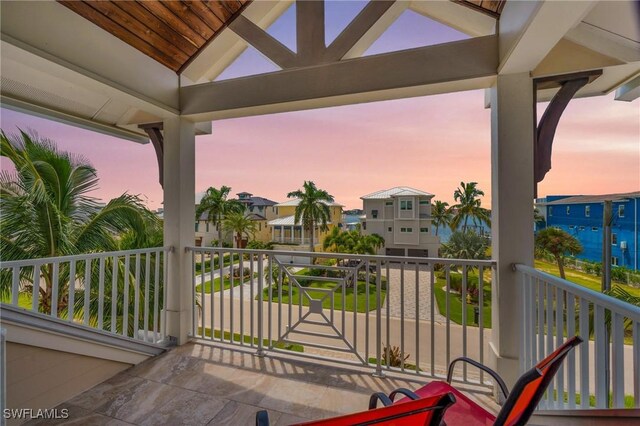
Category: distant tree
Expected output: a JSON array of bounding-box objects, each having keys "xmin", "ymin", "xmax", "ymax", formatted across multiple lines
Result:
[
  {"xmin": 287, "ymin": 181, "xmax": 334, "ymax": 252},
  {"xmin": 196, "ymin": 186, "xmax": 243, "ymax": 246},
  {"xmin": 534, "ymin": 207, "xmax": 546, "ymax": 228},
  {"xmin": 450, "ymin": 182, "xmax": 491, "ymax": 232},
  {"xmin": 322, "ymin": 228, "xmax": 384, "ymax": 255},
  {"xmin": 431, "ymin": 200, "xmax": 452, "ymax": 236},
  {"xmin": 535, "ymin": 227, "xmax": 582, "ymax": 279},
  {"xmin": 222, "ymin": 212, "xmax": 257, "ymax": 248},
  {"xmin": 441, "ymin": 230, "xmax": 489, "ymax": 260}
]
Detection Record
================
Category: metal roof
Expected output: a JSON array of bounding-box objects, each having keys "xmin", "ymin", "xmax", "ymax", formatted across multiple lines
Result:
[
  {"xmin": 361, "ymin": 187, "xmax": 435, "ymax": 200},
  {"xmin": 544, "ymin": 191, "xmax": 640, "ymax": 205},
  {"xmin": 268, "ymin": 215, "xmax": 332, "ymax": 226}
]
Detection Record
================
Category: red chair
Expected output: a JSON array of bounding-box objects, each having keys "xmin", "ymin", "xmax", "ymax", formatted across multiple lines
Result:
[
  {"xmin": 255, "ymin": 392, "xmax": 455, "ymax": 426},
  {"xmin": 400, "ymin": 336, "xmax": 583, "ymax": 426}
]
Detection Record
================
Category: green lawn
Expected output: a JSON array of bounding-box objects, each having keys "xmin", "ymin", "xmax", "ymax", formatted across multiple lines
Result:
[
  {"xmin": 260, "ymin": 269, "xmax": 386, "ymax": 313},
  {"xmin": 195, "ymin": 273, "xmax": 256, "ymax": 293},
  {"xmin": 195, "ymin": 253, "xmax": 233, "ymax": 274},
  {"xmin": 433, "ymin": 271, "xmax": 492, "ymax": 328},
  {"xmin": 535, "ymin": 260, "xmax": 640, "ymax": 297},
  {"xmin": 197, "ymin": 327, "xmax": 303, "ymax": 352},
  {"xmin": 0, "ymin": 293, "xmax": 32, "ymax": 309}
]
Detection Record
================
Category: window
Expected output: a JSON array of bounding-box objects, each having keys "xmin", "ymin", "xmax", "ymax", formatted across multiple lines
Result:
[
  {"xmin": 612, "ymin": 257, "xmax": 619, "ymax": 266},
  {"xmin": 585, "ymin": 206, "xmax": 590, "ymax": 217},
  {"xmin": 619, "ymin": 205, "xmax": 625, "ymax": 218},
  {"xmin": 566, "ymin": 206, "xmax": 571, "ymax": 215},
  {"xmin": 385, "ymin": 201, "xmax": 393, "ymax": 206},
  {"xmin": 388, "ymin": 227, "xmax": 392, "ymax": 232},
  {"xmin": 578, "ymin": 226, "xmax": 585, "ymax": 231},
  {"xmin": 400, "ymin": 200, "xmax": 413, "ymax": 211},
  {"xmin": 612, "ymin": 233, "xmax": 618, "ymax": 245},
  {"xmin": 195, "ymin": 222, "xmax": 199, "ymax": 232},
  {"xmin": 569, "ymin": 225, "xmax": 575, "ymax": 230},
  {"xmin": 362, "ymin": 222, "xmax": 366, "ymax": 230},
  {"xmin": 371, "ymin": 209, "xmax": 378, "ymax": 219},
  {"xmin": 592, "ymin": 227, "xmax": 598, "ymax": 231},
  {"xmin": 420, "ymin": 227, "xmax": 429, "ymax": 233},
  {"xmin": 400, "ymin": 227, "xmax": 413, "ymax": 233},
  {"xmin": 206, "ymin": 223, "xmax": 210, "ymax": 232},
  {"xmin": 549, "ymin": 207, "xmax": 553, "ymax": 216},
  {"xmin": 419, "ymin": 200, "xmax": 429, "ymax": 205}
]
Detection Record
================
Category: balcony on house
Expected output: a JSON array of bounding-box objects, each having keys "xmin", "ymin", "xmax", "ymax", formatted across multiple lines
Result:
[{"xmin": 1, "ymin": 0, "xmax": 640, "ymax": 425}]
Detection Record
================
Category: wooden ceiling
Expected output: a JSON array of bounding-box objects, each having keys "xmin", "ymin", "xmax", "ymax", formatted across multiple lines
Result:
[
  {"xmin": 58, "ymin": 1, "xmax": 251, "ymax": 73},
  {"xmin": 453, "ymin": 0, "xmax": 506, "ymax": 17}
]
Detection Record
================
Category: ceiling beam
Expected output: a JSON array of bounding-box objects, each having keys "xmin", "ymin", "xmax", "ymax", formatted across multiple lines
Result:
[
  {"xmin": 180, "ymin": 35, "xmax": 497, "ymax": 120},
  {"xmin": 498, "ymin": 0, "xmax": 597, "ymax": 74},
  {"xmin": 324, "ymin": 0, "xmax": 396, "ymax": 62},
  {"xmin": 615, "ymin": 74, "xmax": 640, "ymax": 102},
  {"xmin": 228, "ymin": 15, "xmax": 296, "ymax": 69},
  {"xmin": 296, "ymin": 0, "xmax": 325, "ymax": 65}
]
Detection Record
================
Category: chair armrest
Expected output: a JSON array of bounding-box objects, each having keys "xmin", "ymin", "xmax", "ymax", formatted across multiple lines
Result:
[
  {"xmin": 447, "ymin": 357, "xmax": 509, "ymax": 399},
  {"xmin": 368, "ymin": 392, "xmax": 393, "ymax": 409},
  {"xmin": 388, "ymin": 388, "xmax": 420, "ymax": 403},
  {"xmin": 256, "ymin": 410, "xmax": 270, "ymax": 426}
]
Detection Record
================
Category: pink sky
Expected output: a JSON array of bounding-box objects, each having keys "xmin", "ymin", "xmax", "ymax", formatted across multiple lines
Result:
[{"xmin": 1, "ymin": 89, "xmax": 638, "ymax": 210}]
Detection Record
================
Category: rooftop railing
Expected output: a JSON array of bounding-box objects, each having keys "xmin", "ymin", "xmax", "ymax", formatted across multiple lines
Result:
[
  {"xmin": 0, "ymin": 247, "xmax": 171, "ymax": 344},
  {"xmin": 188, "ymin": 246, "xmax": 496, "ymax": 387},
  {"xmin": 516, "ymin": 264, "xmax": 640, "ymax": 409}
]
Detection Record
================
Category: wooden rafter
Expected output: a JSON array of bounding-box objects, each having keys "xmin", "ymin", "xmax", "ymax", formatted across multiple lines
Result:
[{"xmin": 58, "ymin": 0, "xmax": 251, "ymax": 73}]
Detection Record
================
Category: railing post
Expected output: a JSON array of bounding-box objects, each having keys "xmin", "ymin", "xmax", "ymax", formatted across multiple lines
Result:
[
  {"xmin": 255, "ymin": 254, "xmax": 266, "ymax": 357},
  {"xmin": 373, "ymin": 259, "xmax": 384, "ymax": 378}
]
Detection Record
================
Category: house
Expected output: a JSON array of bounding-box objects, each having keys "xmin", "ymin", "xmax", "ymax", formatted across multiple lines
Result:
[
  {"xmin": 267, "ymin": 198, "xmax": 343, "ymax": 248},
  {"xmin": 361, "ymin": 187, "xmax": 441, "ymax": 257},
  {"xmin": 195, "ymin": 192, "xmax": 277, "ymax": 246},
  {"xmin": 536, "ymin": 191, "xmax": 640, "ymax": 270}
]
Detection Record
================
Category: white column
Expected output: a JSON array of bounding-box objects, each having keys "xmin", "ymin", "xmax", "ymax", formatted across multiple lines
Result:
[
  {"xmin": 280, "ymin": 226, "xmax": 284, "ymax": 243},
  {"xmin": 490, "ymin": 73, "xmax": 535, "ymax": 389},
  {"xmin": 301, "ymin": 226, "xmax": 305, "ymax": 245},
  {"xmin": 163, "ymin": 117, "xmax": 195, "ymax": 345},
  {"xmin": 271, "ymin": 226, "xmax": 275, "ymax": 242},
  {"xmin": 291, "ymin": 226, "xmax": 295, "ymax": 243}
]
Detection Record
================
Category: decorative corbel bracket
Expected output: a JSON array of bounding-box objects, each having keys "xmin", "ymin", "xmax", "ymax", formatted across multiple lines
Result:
[
  {"xmin": 138, "ymin": 122, "xmax": 164, "ymax": 188},
  {"xmin": 533, "ymin": 70, "xmax": 602, "ymax": 197}
]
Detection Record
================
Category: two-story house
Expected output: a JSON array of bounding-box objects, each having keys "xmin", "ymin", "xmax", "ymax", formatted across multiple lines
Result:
[
  {"xmin": 361, "ymin": 187, "xmax": 441, "ymax": 257},
  {"xmin": 195, "ymin": 191, "xmax": 277, "ymax": 246},
  {"xmin": 535, "ymin": 191, "xmax": 639, "ymax": 270},
  {"xmin": 267, "ymin": 198, "xmax": 343, "ymax": 248}
]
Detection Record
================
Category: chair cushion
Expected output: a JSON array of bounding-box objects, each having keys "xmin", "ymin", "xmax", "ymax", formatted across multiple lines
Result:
[{"xmin": 398, "ymin": 381, "xmax": 496, "ymax": 426}]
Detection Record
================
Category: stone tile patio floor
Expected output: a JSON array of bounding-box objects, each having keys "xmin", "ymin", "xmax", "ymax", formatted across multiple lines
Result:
[{"xmin": 31, "ymin": 341, "xmax": 499, "ymax": 425}]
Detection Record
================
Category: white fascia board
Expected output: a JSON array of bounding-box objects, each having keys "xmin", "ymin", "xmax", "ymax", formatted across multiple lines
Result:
[
  {"xmin": 0, "ymin": 1, "xmax": 179, "ymax": 111},
  {"xmin": 1, "ymin": 96, "xmax": 149, "ymax": 144},
  {"xmin": 182, "ymin": 0, "xmax": 294, "ymax": 83},
  {"xmin": 498, "ymin": 0, "xmax": 597, "ymax": 74}
]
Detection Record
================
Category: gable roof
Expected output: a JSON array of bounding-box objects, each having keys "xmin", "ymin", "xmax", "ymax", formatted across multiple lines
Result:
[
  {"xmin": 361, "ymin": 187, "xmax": 435, "ymax": 200},
  {"xmin": 248, "ymin": 196, "xmax": 277, "ymax": 207},
  {"xmin": 545, "ymin": 191, "xmax": 640, "ymax": 205},
  {"xmin": 58, "ymin": 0, "xmax": 250, "ymax": 72}
]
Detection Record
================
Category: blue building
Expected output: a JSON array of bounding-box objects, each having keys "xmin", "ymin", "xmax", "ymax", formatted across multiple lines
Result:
[{"xmin": 535, "ymin": 192, "xmax": 640, "ymax": 270}]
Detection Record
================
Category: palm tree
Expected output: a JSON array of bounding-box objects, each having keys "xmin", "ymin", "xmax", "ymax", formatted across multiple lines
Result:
[
  {"xmin": 223, "ymin": 212, "xmax": 257, "ymax": 248},
  {"xmin": 450, "ymin": 182, "xmax": 491, "ymax": 232},
  {"xmin": 534, "ymin": 207, "xmax": 546, "ymax": 229},
  {"xmin": 535, "ymin": 227, "xmax": 582, "ymax": 279},
  {"xmin": 441, "ymin": 230, "xmax": 489, "ymax": 260},
  {"xmin": 287, "ymin": 181, "xmax": 334, "ymax": 252},
  {"xmin": 196, "ymin": 186, "xmax": 244, "ymax": 246},
  {"xmin": 431, "ymin": 200, "xmax": 452, "ymax": 236},
  {"xmin": 0, "ymin": 130, "xmax": 158, "ymax": 317}
]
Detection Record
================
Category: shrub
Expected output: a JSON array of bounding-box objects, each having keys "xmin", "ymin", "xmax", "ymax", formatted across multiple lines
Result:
[{"xmin": 382, "ymin": 344, "xmax": 410, "ymax": 367}]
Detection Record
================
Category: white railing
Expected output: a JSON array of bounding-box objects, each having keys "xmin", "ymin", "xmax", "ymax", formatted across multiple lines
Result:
[
  {"xmin": 0, "ymin": 247, "xmax": 171, "ymax": 343},
  {"xmin": 188, "ymin": 246, "xmax": 496, "ymax": 386},
  {"xmin": 517, "ymin": 264, "xmax": 640, "ymax": 410}
]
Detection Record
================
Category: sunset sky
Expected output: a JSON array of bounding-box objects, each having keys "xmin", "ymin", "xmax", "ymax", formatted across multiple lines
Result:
[{"xmin": 1, "ymin": 2, "xmax": 638, "ymax": 210}]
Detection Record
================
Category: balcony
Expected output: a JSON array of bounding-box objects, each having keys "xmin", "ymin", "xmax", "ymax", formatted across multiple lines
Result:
[{"xmin": 2, "ymin": 247, "xmax": 639, "ymax": 425}]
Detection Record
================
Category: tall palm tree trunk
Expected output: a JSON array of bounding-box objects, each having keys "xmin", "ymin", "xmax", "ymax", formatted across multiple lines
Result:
[
  {"xmin": 555, "ymin": 255, "xmax": 566, "ymax": 279},
  {"xmin": 217, "ymin": 218, "xmax": 223, "ymax": 247},
  {"xmin": 309, "ymin": 222, "xmax": 315, "ymax": 252}
]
